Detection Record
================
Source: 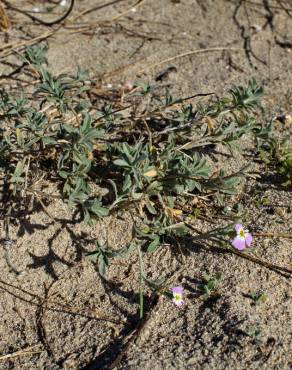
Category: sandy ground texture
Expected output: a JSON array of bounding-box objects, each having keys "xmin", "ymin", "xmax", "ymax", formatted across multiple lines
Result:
[{"xmin": 0, "ymin": 0, "xmax": 292, "ymax": 369}]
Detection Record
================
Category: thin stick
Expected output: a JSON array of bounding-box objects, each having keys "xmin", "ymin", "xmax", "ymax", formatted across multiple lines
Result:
[
  {"xmin": 254, "ymin": 232, "xmax": 292, "ymax": 239},
  {"xmin": 71, "ymin": 0, "xmax": 125, "ymax": 21},
  {"xmin": 71, "ymin": 0, "xmax": 146, "ymax": 25},
  {"xmin": 110, "ymin": 0, "xmax": 147, "ymax": 22},
  {"xmin": 0, "ymin": 29, "xmax": 55, "ymax": 53},
  {"xmin": 38, "ymin": 198, "xmax": 56, "ymax": 222},
  {"xmin": 0, "ymin": 1, "xmax": 10, "ymax": 30},
  {"xmin": 103, "ymin": 56, "xmax": 146, "ymax": 78},
  {"xmin": 0, "ymin": 346, "xmax": 43, "ymax": 361},
  {"xmin": 0, "ymin": 278, "xmax": 122, "ymax": 323},
  {"xmin": 137, "ymin": 47, "xmax": 244, "ymax": 74},
  {"xmin": 230, "ymin": 248, "xmax": 292, "ymax": 276}
]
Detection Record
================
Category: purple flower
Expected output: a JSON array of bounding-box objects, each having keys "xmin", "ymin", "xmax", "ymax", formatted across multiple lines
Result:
[
  {"xmin": 232, "ymin": 224, "xmax": 253, "ymax": 250},
  {"xmin": 171, "ymin": 286, "xmax": 184, "ymax": 307}
]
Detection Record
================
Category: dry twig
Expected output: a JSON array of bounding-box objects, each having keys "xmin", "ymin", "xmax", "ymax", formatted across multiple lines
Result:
[
  {"xmin": 0, "ymin": 0, "xmax": 10, "ymax": 30},
  {"xmin": 0, "ymin": 346, "xmax": 43, "ymax": 361},
  {"xmin": 137, "ymin": 47, "xmax": 244, "ymax": 74}
]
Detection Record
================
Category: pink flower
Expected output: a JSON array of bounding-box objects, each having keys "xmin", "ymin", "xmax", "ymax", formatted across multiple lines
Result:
[
  {"xmin": 232, "ymin": 224, "xmax": 253, "ymax": 250},
  {"xmin": 171, "ymin": 286, "xmax": 184, "ymax": 306}
]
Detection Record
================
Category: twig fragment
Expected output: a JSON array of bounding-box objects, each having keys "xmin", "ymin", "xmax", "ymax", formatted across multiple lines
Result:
[
  {"xmin": 137, "ymin": 47, "xmax": 244, "ymax": 74},
  {"xmin": 0, "ymin": 346, "xmax": 43, "ymax": 361}
]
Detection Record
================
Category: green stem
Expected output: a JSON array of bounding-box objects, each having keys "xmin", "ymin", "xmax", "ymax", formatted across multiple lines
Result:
[
  {"xmin": 137, "ymin": 244, "xmax": 145, "ymax": 319},
  {"xmin": 139, "ymin": 288, "xmax": 144, "ymax": 319}
]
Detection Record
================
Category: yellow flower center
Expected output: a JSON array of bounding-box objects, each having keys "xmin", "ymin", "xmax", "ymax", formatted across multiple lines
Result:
[{"xmin": 239, "ymin": 229, "xmax": 245, "ymax": 238}]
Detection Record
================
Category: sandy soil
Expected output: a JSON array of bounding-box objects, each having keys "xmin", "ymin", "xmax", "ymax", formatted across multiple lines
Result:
[{"xmin": 0, "ymin": 0, "xmax": 291, "ymax": 369}]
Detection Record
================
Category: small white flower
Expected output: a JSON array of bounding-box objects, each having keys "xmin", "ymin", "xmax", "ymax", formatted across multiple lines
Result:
[
  {"xmin": 60, "ymin": 0, "xmax": 67, "ymax": 6},
  {"xmin": 32, "ymin": 7, "xmax": 40, "ymax": 13}
]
